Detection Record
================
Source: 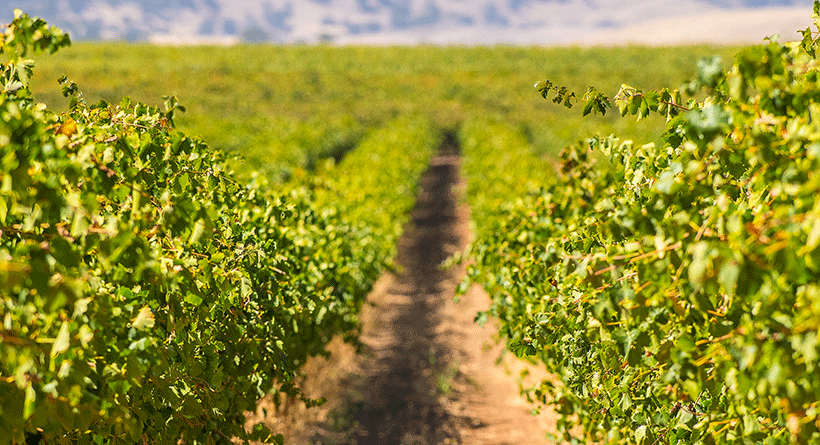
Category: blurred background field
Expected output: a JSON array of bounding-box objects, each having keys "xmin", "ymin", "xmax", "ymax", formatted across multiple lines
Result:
[{"xmin": 29, "ymin": 43, "xmax": 741, "ymax": 180}]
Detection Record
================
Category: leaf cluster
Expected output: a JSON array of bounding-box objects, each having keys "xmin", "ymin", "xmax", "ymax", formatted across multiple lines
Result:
[{"xmin": 535, "ymin": 80, "xmax": 610, "ymax": 117}]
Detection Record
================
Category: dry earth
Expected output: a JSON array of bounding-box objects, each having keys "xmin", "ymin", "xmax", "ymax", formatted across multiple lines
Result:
[{"xmin": 247, "ymin": 138, "xmax": 557, "ymax": 444}]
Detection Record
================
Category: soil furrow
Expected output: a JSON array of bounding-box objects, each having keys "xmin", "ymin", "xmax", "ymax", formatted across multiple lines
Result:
[
  {"xmin": 250, "ymin": 135, "xmax": 556, "ymax": 444},
  {"xmin": 349, "ymin": 137, "xmax": 463, "ymax": 445}
]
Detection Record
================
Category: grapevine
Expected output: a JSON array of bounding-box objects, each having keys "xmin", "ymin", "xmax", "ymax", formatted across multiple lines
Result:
[
  {"xmin": 461, "ymin": 4, "xmax": 820, "ymax": 444},
  {"xmin": 0, "ymin": 10, "xmax": 438, "ymax": 444}
]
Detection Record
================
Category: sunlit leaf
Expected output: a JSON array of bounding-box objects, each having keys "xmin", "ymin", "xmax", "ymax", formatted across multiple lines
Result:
[{"xmin": 131, "ymin": 307, "xmax": 155, "ymax": 331}]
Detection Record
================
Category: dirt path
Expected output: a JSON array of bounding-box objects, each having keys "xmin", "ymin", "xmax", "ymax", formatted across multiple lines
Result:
[{"xmin": 250, "ymin": 137, "xmax": 556, "ymax": 444}]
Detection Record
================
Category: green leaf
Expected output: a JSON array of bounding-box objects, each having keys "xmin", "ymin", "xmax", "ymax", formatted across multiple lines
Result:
[
  {"xmin": 654, "ymin": 170, "xmax": 678, "ymax": 194},
  {"xmin": 211, "ymin": 370, "xmax": 224, "ymax": 388},
  {"xmin": 582, "ymin": 99, "xmax": 595, "ymax": 117},
  {"xmin": 688, "ymin": 242, "xmax": 710, "ymax": 288},
  {"xmin": 23, "ymin": 382, "xmax": 36, "ymax": 420},
  {"xmin": 806, "ymin": 216, "xmax": 820, "ymax": 251},
  {"xmin": 628, "ymin": 95, "xmax": 641, "ymax": 116},
  {"xmin": 184, "ymin": 293, "xmax": 203, "ymax": 306},
  {"xmin": 189, "ymin": 219, "xmax": 206, "ymax": 244},
  {"xmin": 474, "ymin": 311, "xmax": 489, "ymax": 326},
  {"xmin": 800, "ymin": 27, "xmax": 815, "ymax": 56},
  {"xmin": 131, "ymin": 307, "xmax": 155, "ymax": 331},
  {"xmin": 677, "ymin": 333, "xmax": 695, "ymax": 352},
  {"xmin": 50, "ymin": 321, "xmax": 71, "ymax": 360},
  {"xmin": 697, "ymin": 56, "xmax": 723, "ymax": 88},
  {"xmin": 620, "ymin": 392, "xmax": 633, "ymax": 410},
  {"xmin": 50, "ymin": 236, "xmax": 81, "ymax": 268},
  {"xmin": 617, "ymin": 98, "xmax": 629, "ymax": 116},
  {"xmin": 510, "ymin": 340, "xmax": 537, "ymax": 357},
  {"xmin": 534, "ymin": 80, "xmax": 553, "ymax": 100},
  {"xmin": 635, "ymin": 425, "xmax": 647, "ymax": 444},
  {"xmin": 644, "ymin": 91, "xmax": 660, "ymax": 111},
  {"xmin": 0, "ymin": 196, "xmax": 7, "ymax": 223},
  {"xmin": 639, "ymin": 98, "xmax": 650, "ymax": 121},
  {"xmin": 718, "ymin": 261, "xmax": 739, "ymax": 294}
]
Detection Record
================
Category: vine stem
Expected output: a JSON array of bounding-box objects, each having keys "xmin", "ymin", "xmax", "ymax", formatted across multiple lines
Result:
[{"xmin": 614, "ymin": 93, "xmax": 692, "ymax": 112}]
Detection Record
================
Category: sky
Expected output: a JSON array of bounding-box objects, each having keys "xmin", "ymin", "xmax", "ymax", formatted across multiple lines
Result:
[{"xmin": 1, "ymin": 0, "xmax": 818, "ymax": 45}]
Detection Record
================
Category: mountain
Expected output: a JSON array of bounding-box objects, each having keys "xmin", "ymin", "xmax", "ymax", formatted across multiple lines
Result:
[{"xmin": 2, "ymin": 0, "xmax": 817, "ymax": 45}]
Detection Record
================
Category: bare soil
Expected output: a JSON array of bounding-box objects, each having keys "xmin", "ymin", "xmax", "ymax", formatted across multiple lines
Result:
[{"xmin": 248, "ymin": 137, "xmax": 557, "ymax": 444}]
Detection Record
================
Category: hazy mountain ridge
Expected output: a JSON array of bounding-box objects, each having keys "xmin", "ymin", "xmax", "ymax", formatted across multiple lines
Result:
[{"xmin": 3, "ymin": 0, "xmax": 817, "ymax": 44}]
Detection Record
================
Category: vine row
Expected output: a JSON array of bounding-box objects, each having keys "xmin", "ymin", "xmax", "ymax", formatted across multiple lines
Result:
[
  {"xmin": 460, "ymin": 5, "xmax": 820, "ymax": 444},
  {"xmin": 0, "ymin": 11, "xmax": 438, "ymax": 444}
]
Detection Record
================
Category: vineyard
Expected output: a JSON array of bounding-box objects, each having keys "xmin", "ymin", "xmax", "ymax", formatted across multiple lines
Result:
[{"xmin": 2, "ymin": 4, "xmax": 820, "ymax": 445}]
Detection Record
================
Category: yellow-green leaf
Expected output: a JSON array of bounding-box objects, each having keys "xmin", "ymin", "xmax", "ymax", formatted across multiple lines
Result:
[
  {"xmin": 50, "ymin": 321, "xmax": 71, "ymax": 360},
  {"xmin": 131, "ymin": 307, "xmax": 155, "ymax": 331},
  {"xmin": 23, "ymin": 382, "xmax": 36, "ymax": 419}
]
